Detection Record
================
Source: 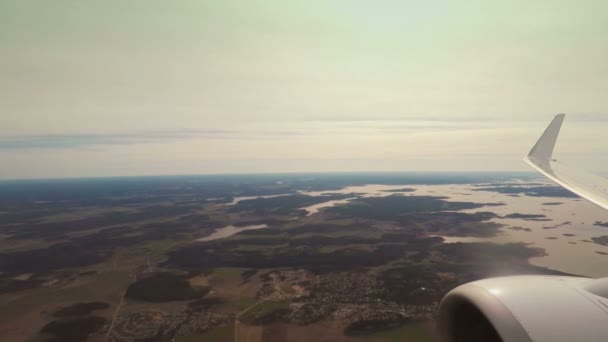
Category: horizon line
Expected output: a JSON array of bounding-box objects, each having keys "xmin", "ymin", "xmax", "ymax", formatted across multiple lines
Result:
[{"xmin": 0, "ymin": 170, "xmax": 538, "ymax": 182}]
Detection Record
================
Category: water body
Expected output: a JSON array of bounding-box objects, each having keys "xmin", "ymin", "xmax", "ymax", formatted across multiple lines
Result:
[
  {"xmin": 301, "ymin": 184, "xmax": 415, "ymax": 198},
  {"xmin": 434, "ymin": 235, "xmax": 491, "ymax": 243},
  {"xmin": 218, "ymin": 181, "xmax": 608, "ymax": 276},
  {"xmin": 301, "ymin": 198, "xmax": 356, "ymax": 216},
  {"xmin": 302, "ymin": 182, "xmax": 608, "ymax": 278},
  {"xmin": 229, "ymin": 194, "xmax": 290, "ymax": 205},
  {"xmin": 299, "ymin": 185, "xmax": 416, "ymax": 215},
  {"xmin": 235, "ymin": 186, "xmax": 416, "ymax": 215},
  {"xmin": 197, "ymin": 224, "xmax": 268, "ymax": 242},
  {"xmin": 406, "ymin": 183, "xmax": 608, "ymax": 277}
]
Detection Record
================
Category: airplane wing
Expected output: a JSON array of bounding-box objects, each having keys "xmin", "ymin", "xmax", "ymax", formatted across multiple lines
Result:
[
  {"xmin": 438, "ymin": 114, "xmax": 608, "ymax": 342},
  {"xmin": 524, "ymin": 114, "xmax": 608, "ymax": 211}
]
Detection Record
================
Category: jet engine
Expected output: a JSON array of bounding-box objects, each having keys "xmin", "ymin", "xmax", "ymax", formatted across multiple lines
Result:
[{"xmin": 437, "ymin": 275, "xmax": 608, "ymax": 342}]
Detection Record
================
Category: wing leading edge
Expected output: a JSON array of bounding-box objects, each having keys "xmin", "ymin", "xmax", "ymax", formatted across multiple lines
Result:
[{"xmin": 524, "ymin": 114, "xmax": 608, "ymax": 211}]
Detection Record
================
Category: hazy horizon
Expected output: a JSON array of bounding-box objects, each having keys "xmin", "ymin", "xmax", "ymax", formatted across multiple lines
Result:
[
  {"xmin": 3, "ymin": 1, "xmax": 608, "ymax": 179},
  {"xmin": 0, "ymin": 170, "xmax": 539, "ymax": 182}
]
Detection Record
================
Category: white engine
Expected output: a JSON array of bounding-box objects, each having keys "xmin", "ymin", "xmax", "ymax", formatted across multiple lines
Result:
[{"xmin": 437, "ymin": 275, "xmax": 608, "ymax": 342}]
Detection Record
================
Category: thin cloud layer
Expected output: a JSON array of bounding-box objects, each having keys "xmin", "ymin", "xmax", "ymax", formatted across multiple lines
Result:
[
  {"xmin": 0, "ymin": 130, "xmax": 236, "ymax": 150},
  {"xmin": 0, "ymin": 119, "xmax": 521, "ymax": 150}
]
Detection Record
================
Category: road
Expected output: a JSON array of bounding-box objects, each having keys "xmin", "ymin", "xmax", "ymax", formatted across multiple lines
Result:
[
  {"xmin": 105, "ymin": 272, "xmax": 137, "ymax": 341},
  {"xmin": 234, "ymin": 300, "xmax": 265, "ymax": 342}
]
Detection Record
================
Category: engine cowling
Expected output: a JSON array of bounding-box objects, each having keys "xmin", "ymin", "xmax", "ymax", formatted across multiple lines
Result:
[{"xmin": 437, "ymin": 275, "xmax": 608, "ymax": 342}]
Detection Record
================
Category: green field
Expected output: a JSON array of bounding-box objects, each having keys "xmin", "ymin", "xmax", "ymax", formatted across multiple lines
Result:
[
  {"xmin": 176, "ymin": 325, "xmax": 233, "ymax": 342},
  {"xmin": 219, "ymin": 296, "xmax": 258, "ymax": 312},
  {"xmin": 355, "ymin": 323, "xmax": 434, "ymax": 342},
  {"xmin": 210, "ymin": 267, "xmax": 246, "ymax": 281},
  {"xmin": 0, "ymin": 270, "xmax": 129, "ymax": 323},
  {"xmin": 240, "ymin": 300, "xmax": 289, "ymax": 323},
  {"xmin": 136, "ymin": 239, "xmax": 179, "ymax": 261}
]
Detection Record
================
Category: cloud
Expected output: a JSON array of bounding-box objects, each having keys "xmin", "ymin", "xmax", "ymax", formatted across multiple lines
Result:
[
  {"xmin": 569, "ymin": 114, "xmax": 608, "ymax": 123},
  {"xmin": 0, "ymin": 119, "xmax": 514, "ymax": 150},
  {"xmin": 0, "ymin": 130, "xmax": 230, "ymax": 150},
  {"xmin": 0, "ymin": 127, "xmax": 318, "ymax": 150}
]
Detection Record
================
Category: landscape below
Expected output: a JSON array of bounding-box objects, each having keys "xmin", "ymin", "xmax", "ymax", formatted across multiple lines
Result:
[{"xmin": 0, "ymin": 172, "xmax": 595, "ymax": 342}]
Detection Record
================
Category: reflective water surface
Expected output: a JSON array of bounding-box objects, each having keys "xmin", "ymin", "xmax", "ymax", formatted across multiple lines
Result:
[
  {"xmin": 301, "ymin": 182, "xmax": 608, "ymax": 277},
  {"xmin": 197, "ymin": 224, "xmax": 268, "ymax": 241}
]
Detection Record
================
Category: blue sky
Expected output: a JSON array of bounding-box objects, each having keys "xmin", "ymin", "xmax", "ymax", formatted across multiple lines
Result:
[{"xmin": 2, "ymin": 0, "xmax": 608, "ymax": 178}]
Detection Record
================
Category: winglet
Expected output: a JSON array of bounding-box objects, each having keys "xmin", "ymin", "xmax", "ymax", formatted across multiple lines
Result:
[
  {"xmin": 524, "ymin": 114, "xmax": 608, "ymax": 212},
  {"xmin": 525, "ymin": 114, "xmax": 565, "ymax": 165}
]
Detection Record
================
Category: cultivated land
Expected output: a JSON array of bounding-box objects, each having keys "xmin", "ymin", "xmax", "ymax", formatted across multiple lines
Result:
[{"xmin": 0, "ymin": 173, "xmax": 578, "ymax": 341}]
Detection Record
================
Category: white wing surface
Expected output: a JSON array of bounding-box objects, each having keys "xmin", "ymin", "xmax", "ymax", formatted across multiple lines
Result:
[{"xmin": 524, "ymin": 114, "xmax": 608, "ymax": 211}]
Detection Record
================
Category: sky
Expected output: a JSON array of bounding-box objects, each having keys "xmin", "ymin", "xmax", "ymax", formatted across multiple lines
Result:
[{"xmin": 1, "ymin": 0, "xmax": 608, "ymax": 179}]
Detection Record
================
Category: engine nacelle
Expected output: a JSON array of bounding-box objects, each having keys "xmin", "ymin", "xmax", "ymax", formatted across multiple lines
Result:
[{"xmin": 437, "ymin": 275, "xmax": 608, "ymax": 342}]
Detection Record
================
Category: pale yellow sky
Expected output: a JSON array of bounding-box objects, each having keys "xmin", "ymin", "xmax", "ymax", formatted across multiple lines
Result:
[{"xmin": 1, "ymin": 0, "xmax": 608, "ymax": 179}]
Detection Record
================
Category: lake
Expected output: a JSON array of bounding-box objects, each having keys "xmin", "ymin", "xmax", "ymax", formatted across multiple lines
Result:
[{"xmin": 197, "ymin": 224, "xmax": 268, "ymax": 242}]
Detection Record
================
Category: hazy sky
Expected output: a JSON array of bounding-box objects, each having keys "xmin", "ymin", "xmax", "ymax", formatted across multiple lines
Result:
[{"xmin": 2, "ymin": 0, "xmax": 608, "ymax": 179}]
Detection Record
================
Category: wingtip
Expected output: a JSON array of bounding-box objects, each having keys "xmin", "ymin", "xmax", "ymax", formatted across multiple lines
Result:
[{"xmin": 526, "ymin": 114, "xmax": 566, "ymax": 163}]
